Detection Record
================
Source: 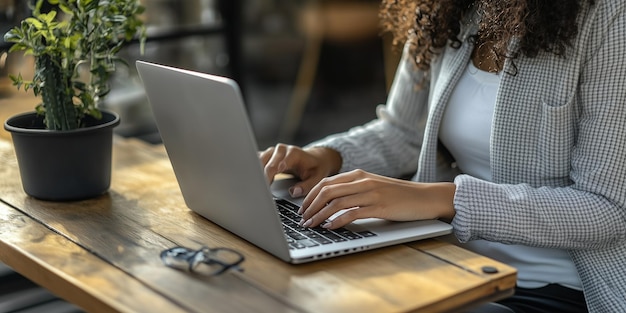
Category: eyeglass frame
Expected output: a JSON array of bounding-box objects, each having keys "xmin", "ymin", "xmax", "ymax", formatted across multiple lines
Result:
[{"xmin": 160, "ymin": 246, "xmax": 245, "ymax": 276}]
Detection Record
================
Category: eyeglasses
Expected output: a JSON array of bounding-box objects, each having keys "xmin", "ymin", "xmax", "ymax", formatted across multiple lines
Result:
[{"xmin": 160, "ymin": 246, "xmax": 245, "ymax": 276}]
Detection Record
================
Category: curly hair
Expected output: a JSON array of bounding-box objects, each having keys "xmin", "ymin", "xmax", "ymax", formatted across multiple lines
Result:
[{"xmin": 380, "ymin": 0, "xmax": 593, "ymax": 72}]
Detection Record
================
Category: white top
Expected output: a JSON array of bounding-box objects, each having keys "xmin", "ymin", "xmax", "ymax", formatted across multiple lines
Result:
[
  {"xmin": 439, "ymin": 62, "xmax": 498, "ymax": 181},
  {"xmin": 439, "ymin": 61, "xmax": 582, "ymax": 290}
]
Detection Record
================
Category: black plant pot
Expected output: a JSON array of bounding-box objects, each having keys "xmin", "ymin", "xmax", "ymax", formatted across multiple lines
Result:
[{"xmin": 4, "ymin": 110, "xmax": 120, "ymax": 201}]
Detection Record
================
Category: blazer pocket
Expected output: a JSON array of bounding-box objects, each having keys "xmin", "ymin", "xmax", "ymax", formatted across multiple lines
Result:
[{"xmin": 537, "ymin": 96, "xmax": 577, "ymax": 184}]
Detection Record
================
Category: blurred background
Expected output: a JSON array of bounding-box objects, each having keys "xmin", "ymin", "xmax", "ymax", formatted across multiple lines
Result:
[
  {"xmin": 0, "ymin": 1, "xmax": 401, "ymax": 311},
  {"xmin": 1, "ymin": 0, "xmax": 401, "ymax": 148}
]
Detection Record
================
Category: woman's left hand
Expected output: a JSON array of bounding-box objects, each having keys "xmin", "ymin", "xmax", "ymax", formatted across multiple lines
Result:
[{"xmin": 298, "ymin": 169, "xmax": 457, "ymax": 229}]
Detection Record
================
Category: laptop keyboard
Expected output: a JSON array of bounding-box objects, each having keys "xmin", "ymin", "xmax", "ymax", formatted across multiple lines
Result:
[{"xmin": 275, "ymin": 198, "xmax": 377, "ymax": 250}]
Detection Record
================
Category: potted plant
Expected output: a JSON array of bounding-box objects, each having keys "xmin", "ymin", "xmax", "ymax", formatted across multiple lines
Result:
[{"xmin": 2, "ymin": 0, "xmax": 146, "ymax": 200}]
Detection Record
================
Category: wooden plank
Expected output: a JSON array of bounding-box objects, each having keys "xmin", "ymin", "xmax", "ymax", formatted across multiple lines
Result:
[
  {"xmin": 407, "ymin": 240, "xmax": 517, "ymax": 312},
  {"xmin": 410, "ymin": 239, "xmax": 517, "ymax": 286},
  {"xmin": 0, "ymin": 137, "xmax": 516, "ymax": 312},
  {"xmin": 0, "ymin": 200, "xmax": 188, "ymax": 313}
]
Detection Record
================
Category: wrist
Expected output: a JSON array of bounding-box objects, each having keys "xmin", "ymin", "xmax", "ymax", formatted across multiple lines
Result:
[
  {"xmin": 306, "ymin": 147, "xmax": 342, "ymax": 176},
  {"xmin": 432, "ymin": 182, "xmax": 456, "ymax": 221}
]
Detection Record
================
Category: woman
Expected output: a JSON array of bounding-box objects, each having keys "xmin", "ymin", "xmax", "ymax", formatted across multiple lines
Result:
[{"xmin": 260, "ymin": 1, "xmax": 626, "ymax": 312}]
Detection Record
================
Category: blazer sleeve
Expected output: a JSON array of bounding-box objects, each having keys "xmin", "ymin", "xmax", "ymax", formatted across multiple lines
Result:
[{"xmin": 452, "ymin": 4, "xmax": 626, "ymax": 251}]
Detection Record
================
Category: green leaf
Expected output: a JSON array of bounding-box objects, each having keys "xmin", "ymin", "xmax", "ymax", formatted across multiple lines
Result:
[
  {"xmin": 107, "ymin": 15, "xmax": 127, "ymax": 23},
  {"xmin": 58, "ymin": 4, "xmax": 73, "ymax": 15},
  {"xmin": 40, "ymin": 11, "xmax": 58, "ymax": 24},
  {"xmin": 3, "ymin": 29, "xmax": 21, "ymax": 42},
  {"xmin": 35, "ymin": 103, "xmax": 45, "ymax": 115},
  {"xmin": 9, "ymin": 74, "xmax": 23, "ymax": 90},
  {"xmin": 73, "ymin": 84, "xmax": 87, "ymax": 93},
  {"xmin": 88, "ymin": 107, "xmax": 102, "ymax": 120},
  {"xmin": 7, "ymin": 44, "xmax": 26, "ymax": 53},
  {"xmin": 33, "ymin": 0, "xmax": 43, "ymax": 15},
  {"xmin": 25, "ymin": 17, "xmax": 44, "ymax": 30}
]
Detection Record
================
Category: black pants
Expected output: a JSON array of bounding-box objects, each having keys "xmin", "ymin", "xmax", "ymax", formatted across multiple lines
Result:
[{"xmin": 469, "ymin": 284, "xmax": 588, "ymax": 313}]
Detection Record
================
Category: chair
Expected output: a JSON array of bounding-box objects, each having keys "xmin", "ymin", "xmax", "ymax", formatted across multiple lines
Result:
[{"xmin": 278, "ymin": 0, "xmax": 401, "ymax": 142}]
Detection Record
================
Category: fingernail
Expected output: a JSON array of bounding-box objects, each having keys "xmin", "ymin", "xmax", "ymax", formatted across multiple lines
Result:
[
  {"xmin": 298, "ymin": 218, "xmax": 305, "ymax": 226},
  {"xmin": 290, "ymin": 186, "xmax": 303, "ymax": 198},
  {"xmin": 302, "ymin": 219, "xmax": 313, "ymax": 228},
  {"xmin": 321, "ymin": 222, "xmax": 331, "ymax": 229}
]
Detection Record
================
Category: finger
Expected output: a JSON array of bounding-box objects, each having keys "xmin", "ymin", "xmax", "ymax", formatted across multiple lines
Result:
[
  {"xmin": 301, "ymin": 193, "xmax": 367, "ymax": 228},
  {"xmin": 276, "ymin": 145, "xmax": 303, "ymax": 177},
  {"xmin": 264, "ymin": 144, "xmax": 288, "ymax": 183},
  {"xmin": 288, "ymin": 183, "xmax": 305, "ymax": 198},
  {"xmin": 299, "ymin": 176, "xmax": 331, "ymax": 214},
  {"xmin": 287, "ymin": 173, "xmax": 323, "ymax": 198},
  {"xmin": 300, "ymin": 177, "xmax": 369, "ymax": 221},
  {"xmin": 258, "ymin": 147, "xmax": 274, "ymax": 166},
  {"xmin": 300, "ymin": 171, "xmax": 363, "ymax": 211},
  {"xmin": 322, "ymin": 205, "xmax": 379, "ymax": 229}
]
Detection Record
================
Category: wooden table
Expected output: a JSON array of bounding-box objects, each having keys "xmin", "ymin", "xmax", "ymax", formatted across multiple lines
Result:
[{"xmin": 0, "ymin": 134, "xmax": 516, "ymax": 313}]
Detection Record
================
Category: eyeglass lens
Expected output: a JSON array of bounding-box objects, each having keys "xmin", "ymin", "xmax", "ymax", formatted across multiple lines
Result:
[{"xmin": 160, "ymin": 246, "xmax": 244, "ymax": 276}]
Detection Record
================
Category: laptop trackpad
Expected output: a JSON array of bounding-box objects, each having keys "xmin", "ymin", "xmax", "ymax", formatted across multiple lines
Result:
[{"xmin": 270, "ymin": 176, "xmax": 304, "ymax": 206}]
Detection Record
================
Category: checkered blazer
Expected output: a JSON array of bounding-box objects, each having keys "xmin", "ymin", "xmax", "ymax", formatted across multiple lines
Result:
[{"xmin": 309, "ymin": 1, "xmax": 626, "ymax": 311}]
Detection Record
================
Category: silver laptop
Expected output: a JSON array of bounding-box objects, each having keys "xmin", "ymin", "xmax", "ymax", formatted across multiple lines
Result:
[{"xmin": 136, "ymin": 61, "xmax": 452, "ymax": 264}]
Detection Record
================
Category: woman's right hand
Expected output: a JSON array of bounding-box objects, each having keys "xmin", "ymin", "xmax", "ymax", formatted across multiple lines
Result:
[{"xmin": 259, "ymin": 144, "xmax": 342, "ymax": 198}]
